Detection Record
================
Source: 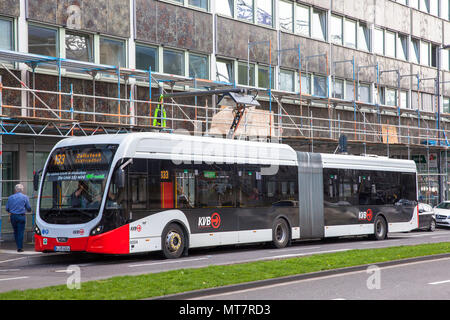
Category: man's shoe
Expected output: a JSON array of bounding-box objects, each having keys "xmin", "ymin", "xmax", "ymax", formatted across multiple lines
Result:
[{"xmin": 17, "ymin": 249, "xmax": 24, "ymax": 252}]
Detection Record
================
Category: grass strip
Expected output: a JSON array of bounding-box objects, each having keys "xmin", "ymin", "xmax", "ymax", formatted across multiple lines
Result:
[{"xmin": 1, "ymin": 242, "xmax": 449, "ymax": 300}]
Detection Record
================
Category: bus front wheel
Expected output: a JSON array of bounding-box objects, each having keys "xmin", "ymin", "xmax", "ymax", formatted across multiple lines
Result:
[
  {"xmin": 162, "ymin": 223, "xmax": 185, "ymax": 259},
  {"xmin": 272, "ymin": 218, "xmax": 290, "ymax": 249}
]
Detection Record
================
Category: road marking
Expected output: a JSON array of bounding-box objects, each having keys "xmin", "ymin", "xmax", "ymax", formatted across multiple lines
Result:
[
  {"xmin": 429, "ymin": 280, "xmax": 450, "ymax": 285},
  {"xmin": 128, "ymin": 257, "xmax": 209, "ymax": 268},
  {"xmin": 431, "ymin": 235, "xmax": 450, "ymax": 239},
  {"xmin": 0, "ymin": 250, "xmax": 41, "ymax": 255},
  {"xmin": 268, "ymin": 248, "xmax": 350, "ymax": 260},
  {"xmin": 268, "ymin": 246, "xmax": 322, "ymax": 253},
  {"xmin": 0, "ymin": 269, "xmax": 21, "ymax": 272},
  {"xmin": 0, "ymin": 257, "xmax": 28, "ymax": 265},
  {"xmin": 0, "ymin": 276, "xmax": 29, "ymax": 282}
]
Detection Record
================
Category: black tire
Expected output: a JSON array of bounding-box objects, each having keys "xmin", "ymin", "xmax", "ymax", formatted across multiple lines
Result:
[
  {"xmin": 161, "ymin": 223, "xmax": 185, "ymax": 259},
  {"xmin": 428, "ymin": 219, "xmax": 436, "ymax": 232},
  {"xmin": 272, "ymin": 218, "xmax": 290, "ymax": 249},
  {"xmin": 372, "ymin": 215, "xmax": 387, "ymax": 240}
]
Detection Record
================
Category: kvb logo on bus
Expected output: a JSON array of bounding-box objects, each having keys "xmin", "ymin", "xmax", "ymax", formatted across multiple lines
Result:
[
  {"xmin": 198, "ymin": 212, "xmax": 221, "ymax": 229},
  {"xmin": 358, "ymin": 208, "xmax": 373, "ymax": 222}
]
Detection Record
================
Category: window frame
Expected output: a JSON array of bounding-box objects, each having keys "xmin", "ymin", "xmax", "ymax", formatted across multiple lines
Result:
[
  {"xmin": 162, "ymin": 48, "xmax": 186, "ymax": 76},
  {"xmin": 0, "ymin": 16, "xmax": 14, "ymax": 51},
  {"xmin": 28, "ymin": 23, "xmax": 59, "ymax": 58}
]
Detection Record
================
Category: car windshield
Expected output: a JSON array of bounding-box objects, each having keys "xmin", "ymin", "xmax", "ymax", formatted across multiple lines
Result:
[
  {"xmin": 39, "ymin": 144, "xmax": 117, "ymax": 224},
  {"xmin": 436, "ymin": 202, "xmax": 450, "ymax": 209}
]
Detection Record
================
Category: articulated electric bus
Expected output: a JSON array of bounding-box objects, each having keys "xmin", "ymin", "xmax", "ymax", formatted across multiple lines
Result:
[{"xmin": 34, "ymin": 132, "xmax": 418, "ymax": 258}]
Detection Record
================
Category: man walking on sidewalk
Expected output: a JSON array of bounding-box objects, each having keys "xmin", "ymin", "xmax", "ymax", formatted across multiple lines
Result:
[{"xmin": 6, "ymin": 184, "xmax": 32, "ymax": 252}]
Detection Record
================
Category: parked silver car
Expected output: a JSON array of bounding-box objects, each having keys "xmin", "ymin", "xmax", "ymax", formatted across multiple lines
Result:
[{"xmin": 433, "ymin": 201, "xmax": 450, "ymax": 228}]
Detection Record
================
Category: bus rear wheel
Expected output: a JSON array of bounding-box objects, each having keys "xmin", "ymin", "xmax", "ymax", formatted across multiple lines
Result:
[
  {"xmin": 372, "ymin": 215, "xmax": 387, "ymax": 240},
  {"xmin": 272, "ymin": 218, "xmax": 290, "ymax": 249},
  {"xmin": 162, "ymin": 223, "xmax": 185, "ymax": 259}
]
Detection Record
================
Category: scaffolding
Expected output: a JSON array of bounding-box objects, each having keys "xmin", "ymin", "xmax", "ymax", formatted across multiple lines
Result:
[{"xmin": 0, "ymin": 47, "xmax": 449, "ymax": 238}]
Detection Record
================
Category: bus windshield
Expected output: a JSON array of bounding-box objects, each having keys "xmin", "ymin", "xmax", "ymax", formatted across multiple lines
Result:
[{"xmin": 39, "ymin": 144, "xmax": 118, "ymax": 225}]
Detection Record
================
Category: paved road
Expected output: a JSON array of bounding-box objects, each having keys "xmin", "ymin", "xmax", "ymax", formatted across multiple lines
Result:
[
  {"xmin": 197, "ymin": 256, "xmax": 450, "ymax": 300},
  {"xmin": 0, "ymin": 228, "xmax": 449, "ymax": 294}
]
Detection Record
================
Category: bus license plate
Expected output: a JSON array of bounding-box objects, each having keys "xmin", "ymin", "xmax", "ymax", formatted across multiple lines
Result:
[{"xmin": 54, "ymin": 246, "xmax": 70, "ymax": 252}]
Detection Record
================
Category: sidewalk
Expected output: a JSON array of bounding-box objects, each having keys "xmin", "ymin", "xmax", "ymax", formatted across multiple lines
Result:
[{"xmin": 0, "ymin": 240, "xmax": 64, "ymax": 268}]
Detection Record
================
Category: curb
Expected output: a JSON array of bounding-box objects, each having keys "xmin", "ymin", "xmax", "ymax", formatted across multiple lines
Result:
[{"xmin": 152, "ymin": 253, "xmax": 450, "ymax": 300}]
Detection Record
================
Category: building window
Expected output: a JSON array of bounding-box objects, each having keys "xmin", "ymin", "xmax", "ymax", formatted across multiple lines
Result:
[
  {"xmin": 344, "ymin": 19, "xmax": 356, "ymax": 49},
  {"xmin": 442, "ymin": 49, "xmax": 450, "ymax": 71},
  {"xmin": 397, "ymin": 33, "xmax": 408, "ymax": 61},
  {"xmin": 346, "ymin": 82, "xmax": 355, "ymax": 101},
  {"xmin": 400, "ymin": 91, "xmax": 409, "ymax": 109},
  {"xmin": 333, "ymin": 79, "xmax": 344, "ymax": 99},
  {"xmin": 421, "ymin": 93, "xmax": 433, "ymax": 111},
  {"xmin": 163, "ymin": 49, "xmax": 185, "ymax": 76},
  {"xmin": 256, "ymin": 0, "xmax": 273, "ymax": 27},
  {"xmin": 431, "ymin": 44, "xmax": 438, "ymax": 67},
  {"xmin": 0, "ymin": 18, "xmax": 13, "ymax": 51},
  {"xmin": 359, "ymin": 84, "xmax": 371, "ymax": 103},
  {"xmin": 295, "ymin": 4, "xmax": 310, "ymax": 36},
  {"xmin": 28, "ymin": 25, "xmax": 58, "ymax": 57},
  {"xmin": 374, "ymin": 28, "xmax": 384, "ymax": 55},
  {"xmin": 442, "ymin": 0, "xmax": 449, "ymax": 20},
  {"xmin": 301, "ymin": 73, "xmax": 311, "ymax": 94},
  {"xmin": 313, "ymin": 75, "xmax": 327, "ymax": 97},
  {"xmin": 279, "ymin": 69, "xmax": 295, "ymax": 92},
  {"xmin": 188, "ymin": 0, "xmax": 208, "ymax": 10},
  {"xmin": 136, "ymin": 44, "xmax": 158, "ymax": 72},
  {"xmin": 385, "ymin": 88, "xmax": 397, "ymax": 106},
  {"xmin": 65, "ymin": 32, "xmax": 93, "ymax": 62},
  {"xmin": 411, "ymin": 38, "xmax": 420, "ymax": 64},
  {"xmin": 420, "ymin": 0, "xmax": 430, "ymax": 13},
  {"xmin": 100, "ymin": 37, "xmax": 125, "ymax": 67},
  {"xmin": 237, "ymin": 0, "xmax": 253, "ymax": 22},
  {"xmin": 189, "ymin": 53, "xmax": 209, "ymax": 79},
  {"xmin": 217, "ymin": 0, "xmax": 234, "ymax": 16},
  {"xmin": 330, "ymin": 15, "xmax": 343, "ymax": 45},
  {"xmin": 443, "ymin": 97, "xmax": 450, "ymax": 113},
  {"xmin": 216, "ymin": 58, "xmax": 234, "ymax": 83},
  {"xmin": 358, "ymin": 22, "xmax": 370, "ymax": 52},
  {"xmin": 258, "ymin": 65, "xmax": 274, "ymax": 89},
  {"xmin": 385, "ymin": 30, "xmax": 396, "ymax": 57},
  {"xmin": 238, "ymin": 62, "xmax": 255, "ymax": 86},
  {"xmin": 311, "ymin": 8, "xmax": 326, "ymax": 41},
  {"xmin": 430, "ymin": 0, "xmax": 438, "ymax": 15},
  {"xmin": 279, "ymin": 0, "xmax": 293, "ymax": 32},
  {"xmin": 420, "ymin": 41, "xmax": 430, "ymax": 66}
]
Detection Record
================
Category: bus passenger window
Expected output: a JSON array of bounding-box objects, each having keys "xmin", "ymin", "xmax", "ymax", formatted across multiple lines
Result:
[
  {"xmin": 176, "ymin": 170, "xmax": 195, "ymax": 209},
  {"xmin": 131, "ymin": 176, "xmax": 147, "ymax": 209},
  {"xmin": 196, "ymin": 166, "xmax": 234, "ymax": 208}
]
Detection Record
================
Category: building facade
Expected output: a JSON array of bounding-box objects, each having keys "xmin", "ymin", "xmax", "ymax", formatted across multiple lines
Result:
[{"xmin": 1, "ymin": 0, "xmax": 450, "ymax": 239}]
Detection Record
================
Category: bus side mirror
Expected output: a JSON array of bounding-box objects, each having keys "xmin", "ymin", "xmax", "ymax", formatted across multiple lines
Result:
[
  {"xmin": 115, "ymin": 168, "xmax": 125, "ymax": 189},
  {"xmin": 33, "ymin": 170, "xmax": 41, "ymax": 191}
]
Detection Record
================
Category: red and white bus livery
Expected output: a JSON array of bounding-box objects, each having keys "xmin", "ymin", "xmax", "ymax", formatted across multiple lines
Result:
[{"xmin": 34, "ymin": 132, "xmax": 419, "ymax": 258}]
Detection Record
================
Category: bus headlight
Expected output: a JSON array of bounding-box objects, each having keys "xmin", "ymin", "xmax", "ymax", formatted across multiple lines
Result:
[
  {"xmin": 34, "ymin": 225, "xmax": 41, "ymax": 235},
  {"xmin": 90, "ymin": 225, "xmax": 104, "ymax": 236}
]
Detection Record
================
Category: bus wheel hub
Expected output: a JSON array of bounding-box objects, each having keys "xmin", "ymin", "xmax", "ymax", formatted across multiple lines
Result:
[{"xmin": 166, "ymin": 232, "xmax": 181, "ymax": 252}]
